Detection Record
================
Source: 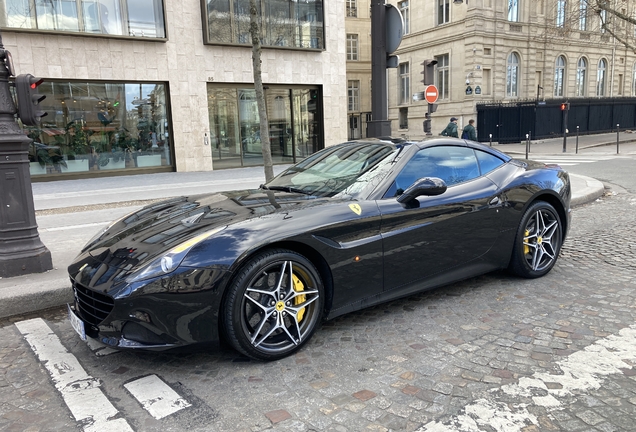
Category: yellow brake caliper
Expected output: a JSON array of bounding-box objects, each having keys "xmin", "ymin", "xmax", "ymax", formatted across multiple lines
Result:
[
  {"xmin": 523, "ymin": 229, "xmax": 530, "ymax": 255},
  {"xmin": 292, "ymin": 274, "xmax": 306, "ymax": 322}
]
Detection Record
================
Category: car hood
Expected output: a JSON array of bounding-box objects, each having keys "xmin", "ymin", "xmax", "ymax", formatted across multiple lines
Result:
[{"xmin": 74, "ymin": 189, "xmax": 328, "ymax": 274}]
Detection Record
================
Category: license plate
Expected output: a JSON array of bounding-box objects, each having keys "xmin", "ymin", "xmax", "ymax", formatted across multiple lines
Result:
[{"xmin": 67, "ymin": 304, "xmax": 87, "ymax": 341}]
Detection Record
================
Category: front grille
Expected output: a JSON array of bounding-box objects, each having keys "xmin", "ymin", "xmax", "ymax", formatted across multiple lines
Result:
[{"xmin": 72, "ymin": 280, "xmax": 115, "ymax": 326}]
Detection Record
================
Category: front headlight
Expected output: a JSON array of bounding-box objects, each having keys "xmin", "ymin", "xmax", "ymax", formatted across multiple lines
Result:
[{"xmin": 126, "ymin": 225, "xmax": 227, "ymax": 283}]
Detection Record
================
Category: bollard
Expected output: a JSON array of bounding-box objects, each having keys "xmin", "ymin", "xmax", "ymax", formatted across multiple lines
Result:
[
  {"xmin": 575, "ymin": 126, "xmax": 579, "ymax": 154},
  {"xmin": 489, "ymin": 133, "xmax": 492, "ymax": 147},
  {"xmin": 525, "ymin": 134, "xmax": 529, "ymax": 159},
  {"xmin": 617, "ymin": 123, "xmax": 620, "ymax": 154}
]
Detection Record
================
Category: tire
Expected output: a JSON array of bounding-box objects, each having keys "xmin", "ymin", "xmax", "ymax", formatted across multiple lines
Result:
[
  {"xmin": 223, "ymin": 249, "xmax": 324, "ymax": 361},
  {"xmin": 509, "ymin": 201, "xmax": 563, "ymax": 279}
]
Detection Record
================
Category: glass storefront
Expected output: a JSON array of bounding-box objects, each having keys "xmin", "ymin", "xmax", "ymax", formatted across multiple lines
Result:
[
  {"xmin": 21, "ymin": 80, "xmax": 171, "ymax": 178},
  {"xmin": 207, "ymin": 84, "xmax": 322, "ymax": 169},
  {"xmin": 1, "ymin": 0, "xmax": 166, "ymax": 38}
]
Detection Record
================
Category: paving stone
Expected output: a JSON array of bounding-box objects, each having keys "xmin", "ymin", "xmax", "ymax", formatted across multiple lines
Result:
[{"xmin": 4, "ymin": 192, "xmax": 636, "ymax": 431}]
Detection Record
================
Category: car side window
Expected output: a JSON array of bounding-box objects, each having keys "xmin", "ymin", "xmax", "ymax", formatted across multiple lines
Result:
[
  {"xmin": 386, "ymin": 146, "xmax": 481, "ymax": 197},
  {"xmin": 475, "ymin": 149, "xmax": 505, "ymax": 175}
]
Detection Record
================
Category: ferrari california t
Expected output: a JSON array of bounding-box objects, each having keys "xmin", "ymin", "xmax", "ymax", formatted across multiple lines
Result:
[{"xmin": 67, "ymin": 138, "xmax": 571, "ymax": 361}]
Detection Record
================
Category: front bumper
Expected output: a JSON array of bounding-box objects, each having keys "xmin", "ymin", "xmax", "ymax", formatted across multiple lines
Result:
[{"xmin": 69, "ymin": 264, "xmax": 232, "ymax": 350}]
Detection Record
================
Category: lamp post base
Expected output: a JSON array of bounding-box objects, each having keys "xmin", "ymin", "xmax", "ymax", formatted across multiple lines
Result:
[{"xmin": 0, "ymin": 247, "xmax": 52, "ymax": 278}]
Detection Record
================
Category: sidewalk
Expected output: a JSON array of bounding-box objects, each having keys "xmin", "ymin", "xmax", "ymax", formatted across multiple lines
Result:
[{"xmin": 1, "ymin": 134, "xmax": 627, "ymax": 320}]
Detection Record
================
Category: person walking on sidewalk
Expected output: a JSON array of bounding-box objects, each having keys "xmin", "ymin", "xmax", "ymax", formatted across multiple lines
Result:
[
  {"xmin": 461, "ymin": 119, "xmax": 477, "ymax": 141},
  {"xmin": 441, "ymin": 117, "xmax": 459, "ymax": 138}
]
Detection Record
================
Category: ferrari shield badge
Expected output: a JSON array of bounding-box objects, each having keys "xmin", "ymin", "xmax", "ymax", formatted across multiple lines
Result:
[{"xmin": 348, "ymin": 204, "xmax": 362, "ymax": 215}]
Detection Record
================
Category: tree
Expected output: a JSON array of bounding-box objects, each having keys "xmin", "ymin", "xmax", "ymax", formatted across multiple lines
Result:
[
  {"xmin": 593, "ymin": 0, "xmax": 636, "ymax": 52},
  {"xmin": 249, "ymin": 0, "xmax": 274, "ymax": 182},
  {"xmin": 542, "ymin": 0, "xmax": 636, "ymax": 53}
]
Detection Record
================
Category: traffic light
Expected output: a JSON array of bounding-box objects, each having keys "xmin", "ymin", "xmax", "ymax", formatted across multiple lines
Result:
[
  {"xmin": 423, "ymin": 113, "xmax": 431, "ymax": 134},
  {"xmin": 15, "ymin": 74, "xmax": 47, "ymax": 126},
  {"xmin": 421, "ymin": 59, "xmax": 438, "ymax": 86},
  {"xmin": 560, "ymin": 102, "xmax": 570, "ymax": 111}
]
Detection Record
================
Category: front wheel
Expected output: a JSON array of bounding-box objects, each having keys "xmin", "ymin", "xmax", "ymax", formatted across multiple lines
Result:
[
  {"xmin": 223, "ymin": 249, "xmax": 324, "ymax": 361},
  {"xmin": 509, "ymin": 201, "xmax": 563, "ymax": 278}
]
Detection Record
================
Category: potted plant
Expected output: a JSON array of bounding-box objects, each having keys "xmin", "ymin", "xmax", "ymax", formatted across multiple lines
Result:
[
  {"xmin": 62, "ymin": 120, "xmax": 91, "ymax": 172},
  {"xmin": 29, "ymin": 141, "xmax": 66, "ymax": 175},
  {"xmin": 26, "ymin": 127, "xmax": 67, "ymax": 175}
]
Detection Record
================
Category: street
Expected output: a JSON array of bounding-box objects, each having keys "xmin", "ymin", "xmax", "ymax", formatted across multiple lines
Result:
[{"xmin": 1, "ymin": 152, "xmax": 636, "ymax": 432}]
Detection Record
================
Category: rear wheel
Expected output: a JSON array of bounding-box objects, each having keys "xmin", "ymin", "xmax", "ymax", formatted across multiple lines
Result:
[
  {"xmin": 509, "ymin": 201, "xmax": 563, "ymax": 278},
  {"xmin": 223, "ymin": 249, "xmax": 324, "ymax": 361}
]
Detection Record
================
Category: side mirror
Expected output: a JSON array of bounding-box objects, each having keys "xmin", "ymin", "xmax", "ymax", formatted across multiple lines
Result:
[{"xmin": 397, "ymin": 177, "xmax": 447, "ymax": 204}]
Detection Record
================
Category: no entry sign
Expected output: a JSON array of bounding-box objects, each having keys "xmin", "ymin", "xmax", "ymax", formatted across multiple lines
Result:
[{"xmin": 425, "ymin": 85, "xmax": 439, "ymax": 104}]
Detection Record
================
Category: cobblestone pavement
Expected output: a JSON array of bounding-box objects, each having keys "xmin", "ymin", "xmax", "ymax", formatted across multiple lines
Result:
[{"xmin": 1, "ymin": 192, "xmax": 636, "ymax": 432}]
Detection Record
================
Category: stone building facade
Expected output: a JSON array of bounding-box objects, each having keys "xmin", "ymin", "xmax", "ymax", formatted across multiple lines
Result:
[
  {"xmin": 347, "ymin": 0, "xmax": 636, "ymax": 140},
  {"xmin": 4, "ymin": 0, "xmax": 347, "ymax": 179}
]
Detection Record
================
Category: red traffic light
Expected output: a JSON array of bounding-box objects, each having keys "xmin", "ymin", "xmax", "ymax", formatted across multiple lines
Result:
[
  {"xmin": 560, "ymin": 102, "xmax": 570, "ymax": 111},
  {"xmin": 15, "ymin": 74, "xmax": 47, "ymax": 126}
]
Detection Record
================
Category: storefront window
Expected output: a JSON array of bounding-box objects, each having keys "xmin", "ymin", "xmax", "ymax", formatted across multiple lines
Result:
[
  {"xmin": 21, "ymin": 81, "xmax": 171, "ymax": 177},
  {"xmin": 204, "ymin": 0, "xmax": 324, "ymax": 49},
  {"xmin": 207, "ymin": 85, "xmax": 322, "ymax": 169},
  {"xmin": 1, "ymin": 0, "xmax": 166, "ymax": 38}
]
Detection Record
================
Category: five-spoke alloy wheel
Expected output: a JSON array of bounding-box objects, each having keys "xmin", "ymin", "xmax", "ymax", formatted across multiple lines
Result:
[
  {"xmin": 223, "ymin": 249, "xmax": 324, "ymax": 361},
  {"xmin": 509, "ymin": 201, "xmax": 563, "ymax": 278}
]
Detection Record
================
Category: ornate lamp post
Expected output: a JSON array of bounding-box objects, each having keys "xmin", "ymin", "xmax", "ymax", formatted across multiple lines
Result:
[{"xmin": 0, "ymin": 32, "xmax": 52, "ymax": 277}]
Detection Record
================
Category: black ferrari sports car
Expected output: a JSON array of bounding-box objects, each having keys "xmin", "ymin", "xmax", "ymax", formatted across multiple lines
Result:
[{"xmin": 68, "ymin": 138, "xmax": 571, "ymax": 360}]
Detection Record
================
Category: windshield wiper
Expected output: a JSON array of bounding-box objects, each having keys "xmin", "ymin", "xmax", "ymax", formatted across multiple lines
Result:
[{"xmin": 261, "ymin": 185, "xmax": 313, "ymax": 195}]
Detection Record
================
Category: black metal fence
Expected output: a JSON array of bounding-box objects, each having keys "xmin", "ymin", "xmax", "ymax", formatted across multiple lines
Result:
[{"xmin": 476, "ymin": 98, "xmax": 636, "ymax": 143}]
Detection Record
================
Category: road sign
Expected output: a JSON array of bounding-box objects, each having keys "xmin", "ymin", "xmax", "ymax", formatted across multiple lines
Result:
[
  {"xmin": 425, "ymin": 85, "xmax": 439, "ymax": 104},
  {"xmin": 412, "ymin": 91, "xmax": 424, "ymax": 101}
]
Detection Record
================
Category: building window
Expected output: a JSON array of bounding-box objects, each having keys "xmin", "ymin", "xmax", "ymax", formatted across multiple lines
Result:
[
  {"xmin": 347, "ymin": 34, "xmax": 358, "ymax": 61},
  {"xmin": 554, "ymin": 56, "xmax": 566, "ymax": 97},
  {"xmin": 597, "ymin": 59, "xmax": 607, "ymax": 96},
  {"xmin": 348, "ymin": 80, "xmax": 360, "ymax": 112},
  {"xmin": 1, "ymin": 0, "xmax": 166, "ymax": 38},
  {"xmin": 438, "ymin": 0, "xmax": 450, "ymax": 25},
  {"xmin": 506, "ymin": 52, "xmax": 520, "ymax": 97},
  {"xmin": 399, "ymin": 108, "xmax": 408, "ymax": 129},
  {"xmin": 21, "ymin": 80, "xmax": 171, "ymax": 177},
  {"xmin": 204, "ymin": 0, "xmax": 324, "ymax": 49},
  {"xmin": 579, "ymin": 0, "xmax": 587, "ymax": 30},
  {"xmin": 632, "ymin": 63, "xmax": 636, "ymax": 96},
  {"xmin": 576, "ymin": 57, "xmax": 587, "ymax": 96},
  {"xmin": 556, "ymin": 0, "xmax": 566, "ymax": 27},
  {"xmin": 508, "ymin": 0, "xmax": 519, "ymax": 22},
  {"xmin": 346, "ymin": 0, "xmax": 357, "ymax": 17},
  {"xmin": 435, "ymin": 54, "xmax": 449, "ymax": 99},
  {"xmin": 399, "ymin": 63, "xmax": 410, "ymax": 105},
  {"xmin": 599, "ymin": 9, "xmax": 607, "ymax": 33},
  {"xmin": 399, "ymin": 0, "xmax": 409, "ymax": 34}
]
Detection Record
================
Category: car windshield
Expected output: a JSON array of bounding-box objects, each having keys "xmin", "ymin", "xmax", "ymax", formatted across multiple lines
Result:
[{"xmin": 265, "ymin": 142, "xmax": 399, "ymax": 198}]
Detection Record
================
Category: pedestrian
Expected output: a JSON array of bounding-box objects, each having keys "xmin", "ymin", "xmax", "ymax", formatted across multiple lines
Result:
[
  {"xmin": 441, "ymin": 117, "xmax": 459, "ymax": 138},
  {"xmin": 461, "ymin": 119, "xmax": 477, "ymax": 141}
]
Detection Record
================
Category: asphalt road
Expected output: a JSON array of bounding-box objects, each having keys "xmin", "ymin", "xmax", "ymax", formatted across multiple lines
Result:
[{"xmin": 2, "ymin": 152, "xmax": 636, "ymax": 432}]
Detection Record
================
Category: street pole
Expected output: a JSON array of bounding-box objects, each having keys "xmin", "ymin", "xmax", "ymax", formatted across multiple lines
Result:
[
  {"xmin": 576, "ymin": 126, "xmax": 579, "ymax": 154},
  {"xmin": 617, "ymin": 123, "xmax": 620, "ymax": 154},
  {"xmin": 562, "ymin": 106, "xmax": 568, "ymax": 153},
  {"xmin": 0, "ymin": 32, "xmax": 52, "ymax": 277},
  {"xmin": 367, "ymin": 0, "xmax": 392, "ymax": 138}
]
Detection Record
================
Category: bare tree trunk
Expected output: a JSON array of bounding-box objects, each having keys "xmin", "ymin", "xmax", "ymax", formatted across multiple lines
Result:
[{"xmin": 249, "ymin": 0, "xmax": 274, "ymax": 182}]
